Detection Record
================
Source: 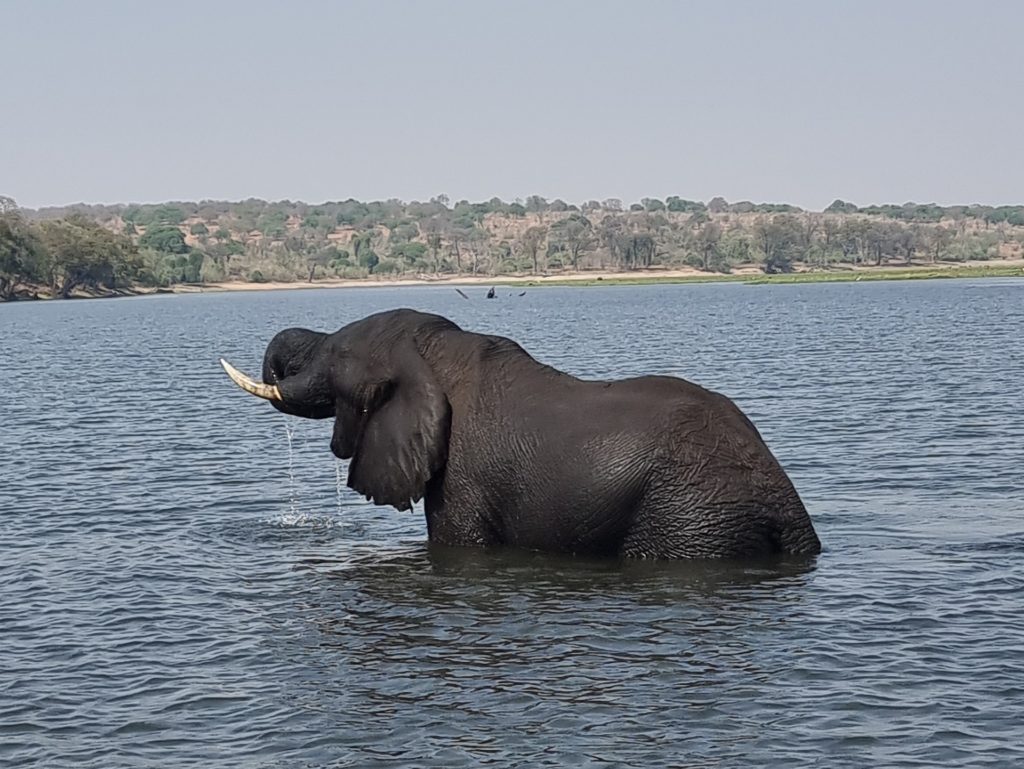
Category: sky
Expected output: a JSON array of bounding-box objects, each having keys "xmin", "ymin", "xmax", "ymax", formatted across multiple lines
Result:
[{"xmin": 3, "ymin": 0, "xmax": 1022, "ymax": 211}]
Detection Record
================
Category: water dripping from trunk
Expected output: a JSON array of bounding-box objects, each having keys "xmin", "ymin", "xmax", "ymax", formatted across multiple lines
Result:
[
  {"xmin": 283, "ymin": 419, "xmax": 299, "ymax": 517},
  {"xmin": 335, "ymin": 457, "xmax": 345, "ymax": 524}
]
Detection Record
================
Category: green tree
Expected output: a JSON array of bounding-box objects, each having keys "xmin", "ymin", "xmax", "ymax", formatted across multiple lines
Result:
[
  {"xmin": 374, "ymin": 258, "xmax": 401, "ymax": 274},
  {"xmin": 753, "ymin": 215, "xmax": 802, "ymax": 273},
  {"xmin": 525, "ymin": 195, "xmax": 548, "ymax": 213},
  {"xmin": 550, "ymin": 213, "xmax": 595, "ymax": 270},
  {"xmin": 389, "ymin": 222, "xmax": 419, "ymax": 243},
  {"xmin": 520, "ymin": 225, "xmax": 548, "ymax": 274},
  {"xmin": 617, "ymin": 232, "xmax": 656, "ymax": 269},
  {"xmin": 422, "ymin": 216, "xmax": 446, "ymax": 272},
  {"xmin": 358, "ymin": 248, "xmax": 379, "ymax": 274},
  {"xmin": 667, "ymin": 197, "xmax": 706, "ymax": 213},
  {"xmin": 599, "ymin": 215, "xmax": 626, "ymax": 267},
  {"xmin": 825, "ymin": 199, "xmax": 859, "ymax": 214},
  {"xmin": 838, "ymin": 218, "xmax": 870, "ymax": 264},
  {"xmin": 0, "ymin": 198, "xmax": 45, "ymax": 299},
  {"xmin": 306, "ymin": 245, "xmax": 341, "ymax": 281},
  {"xmin": 928, "ymin": 226, "xmax": 953, "ymax": 262},
  {"xmin": 465, "ymin": 227, "xmax": 491, "ymax": 274},
  {"xmin": 390, "ymin": 241, "xmax": 427, "ymax": 266},
  {"xmin": 257, "ymin": 209, "xmax": 288, "ymax": 238},
  {"xmin": 160, "ymin": 205, "xmax": 187, "ymax": 224},
  {"xmin": 329, "ymin": 249, "xmax": 351, "ymax": 272},
  {"xmin": 39, "ymin": 216, "xmax": 140, "ymax": 297},
  {"xmin": 140, "ymin": 225, "xmax": 189, "ymax": 254},
  {"xmin": 696, "ymin": 221, "xmax": 722, "ymax": 271},
  {"xmin": 719, "ymin": 229, "xmax": 752, "ymax": 270}
]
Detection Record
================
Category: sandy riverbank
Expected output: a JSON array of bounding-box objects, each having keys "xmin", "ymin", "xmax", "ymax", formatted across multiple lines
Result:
[
  {"xmin": 5, "ymin": 260, "xmax": 1023, "ymax": 303},
  {"xmin": 191, "ymin": 266, "xmax": 734, "ymax": 293},
  {"xmin": 181, "ymin": 259, "xmax": 1024, "ymax": 294}
]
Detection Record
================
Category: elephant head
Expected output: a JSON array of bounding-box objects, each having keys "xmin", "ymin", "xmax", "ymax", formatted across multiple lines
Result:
[{"xmin": 221, "ymin": 311, "xmax": 453, "ymax": 511}]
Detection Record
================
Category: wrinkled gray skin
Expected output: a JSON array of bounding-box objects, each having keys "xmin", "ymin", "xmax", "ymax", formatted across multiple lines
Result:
[{"xmin": 256, "ymin": 309, "xmax": 821, "ymax": 559}]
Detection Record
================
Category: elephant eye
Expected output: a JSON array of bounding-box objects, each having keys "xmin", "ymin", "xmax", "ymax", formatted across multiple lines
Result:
[{"xmin": 268, "ymin": 364, "xmax": 295, "ymax": 383}]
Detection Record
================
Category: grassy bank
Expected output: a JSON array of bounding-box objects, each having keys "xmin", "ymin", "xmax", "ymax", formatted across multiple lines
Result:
[
  {"xmin": 495, "ymin": 263, "xmax": 1024, "ymax": 288},
  {"xmin": 743, "ymin": 264, "xmax": 1024, "ymax": 285}
]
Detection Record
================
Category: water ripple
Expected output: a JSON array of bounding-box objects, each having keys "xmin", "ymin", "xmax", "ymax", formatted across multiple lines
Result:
[{"xmin": 2, "ymin": 280, "xmax": 1023, "ymax": 767}]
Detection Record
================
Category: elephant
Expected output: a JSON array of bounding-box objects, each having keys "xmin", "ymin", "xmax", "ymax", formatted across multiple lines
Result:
[{"xmin": 220, "ymin": 308, "xmax": 821, "ymax": 559}]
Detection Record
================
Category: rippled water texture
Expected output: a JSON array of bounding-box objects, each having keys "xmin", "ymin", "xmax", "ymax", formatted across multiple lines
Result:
[{"xmin": 3, "ymin": 280, "xmax": 1023, "ymax": 767}]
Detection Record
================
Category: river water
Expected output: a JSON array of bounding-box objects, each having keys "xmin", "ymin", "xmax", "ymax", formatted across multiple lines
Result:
[{"xmin": 2, "ymin": 280, "xmax": 1023, "ymax": 767}]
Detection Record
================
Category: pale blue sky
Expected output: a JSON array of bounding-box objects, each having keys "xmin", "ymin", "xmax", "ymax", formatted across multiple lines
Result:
[{"xmin": 3, "ymin": 0, "xmax": 1022, "ymax": 210}]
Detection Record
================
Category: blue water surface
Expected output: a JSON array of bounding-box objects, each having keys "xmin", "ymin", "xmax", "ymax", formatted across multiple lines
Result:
[{"xmin": 2, "ymin": 279, "xmax": 1023, "ymax": 767}]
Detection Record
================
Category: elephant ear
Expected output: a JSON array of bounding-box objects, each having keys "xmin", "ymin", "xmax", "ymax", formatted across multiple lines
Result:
[{"xmin": 347, "ymin": 347, "xmax": 451, "ymax": 511}]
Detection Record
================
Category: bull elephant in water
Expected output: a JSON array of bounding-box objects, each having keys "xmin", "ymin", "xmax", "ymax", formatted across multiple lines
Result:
[{"xmin": 221, "ymin": 309, "xmax": 821, "ymax": 559}]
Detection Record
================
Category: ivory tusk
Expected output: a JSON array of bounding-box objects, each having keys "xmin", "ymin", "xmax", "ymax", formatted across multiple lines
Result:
[{"xmin": 219, "ymin": 358, "xmax": 282, "ymax": 402}]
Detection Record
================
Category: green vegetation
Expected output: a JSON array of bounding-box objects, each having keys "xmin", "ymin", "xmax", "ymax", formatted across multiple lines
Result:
[
  {"xmin": 743, "ymin": 264, "xmax": 1024, "ymax": 284},
  {"xmin": 139, "ymin": 225, "xmax": 188, "ymax": 254},
  {"xmin": 3, "ymin": 193, "xmax": 1023, "ymax": 300},
  {"xmin": 490, "ymin": 263, "xmax": 1023, "ymax": 289},
  {"xmin": 1, "ymin": 196, "xmax": 142, "ymax": 300}
]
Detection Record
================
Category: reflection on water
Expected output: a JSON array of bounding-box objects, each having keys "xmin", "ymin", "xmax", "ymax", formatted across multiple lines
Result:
[
  {"xmin": 2, "ymin": 279, "xmax": 1023, "ymax": 767},
  {"xmin": 299, "ymin": 545, "xmax": 820, "ymax": 630}
]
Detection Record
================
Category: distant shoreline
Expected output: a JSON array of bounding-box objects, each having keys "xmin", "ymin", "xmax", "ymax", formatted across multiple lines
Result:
[
  {"xmin": 167, "ymin": 259, "xmax": 1024, "ymax": 294},
  {"xmin": 4, "ymin": 260, "xmax": 1024, "ymax": 302}
]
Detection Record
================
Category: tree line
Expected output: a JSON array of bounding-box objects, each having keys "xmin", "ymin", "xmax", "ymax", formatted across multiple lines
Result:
[
  {"xmin": 1, "ymin": 196, "xmax": 143, "ymax": 300},
  {"xmin": 3, "ymin": 193, "xmax": 1022, "ymax": 299}
]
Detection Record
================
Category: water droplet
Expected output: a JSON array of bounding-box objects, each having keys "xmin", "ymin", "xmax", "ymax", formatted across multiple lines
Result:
[
  {"xmin": 283, "ymin": 418, "xmax": 299, "ymax": 517},
  {"xmin": 335, "ymin": 456, "xmax": 345, "ymax": 525}
]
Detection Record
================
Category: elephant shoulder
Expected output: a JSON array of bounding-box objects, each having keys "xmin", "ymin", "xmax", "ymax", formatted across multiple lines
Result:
[
  {"xmin": 608, "ymin": 374, "xmax": 710, "ymax": 403},
  {"xmin": 612, "ymin": 375, "xmax": 767, "ymax": 442}
]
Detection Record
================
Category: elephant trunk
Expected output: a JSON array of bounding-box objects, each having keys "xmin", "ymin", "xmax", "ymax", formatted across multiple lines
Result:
[{"xmin": 221, "ymin": 328, "xmax": 334, "ymax": 420}]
